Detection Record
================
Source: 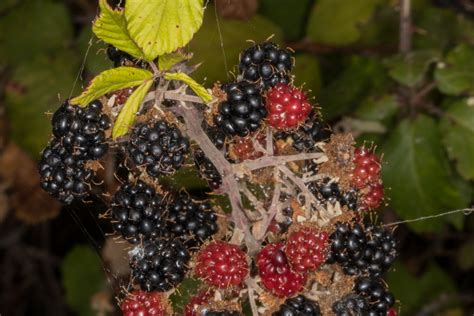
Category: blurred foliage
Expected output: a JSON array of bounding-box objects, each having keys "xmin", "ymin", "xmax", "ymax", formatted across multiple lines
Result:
[{"xmin": 1, "ymin": 0, "xmax": 474, "ymax": 314}]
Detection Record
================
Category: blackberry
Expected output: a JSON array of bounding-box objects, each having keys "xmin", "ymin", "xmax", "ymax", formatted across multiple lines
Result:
[
  {"xmin": 201, "ymin": 310, "xmax": 242, "ymax": 316},
  {"xmin": 130, "ymin": 238, "xmax": 190, "ymax": 292},
  {"xmin": 193, "ymin": 149, "xmax": 222, "ymax": 189},
  {"xmin": 214, "ymin": 81, "xmax": 266, "ymax": 137},
  {"xmin": 167, "ymin": 194, "xmax": 218, "ymax": 248},
  {"xmin": 106, "ymin": 45, "xmax": 145, "ymax": 68},
  {"xmin": 353, "ymin": 276, "xmax": 396, "ymax": 315},
  {"xmin": 52, "ymin": 100, "xmax": 110, "ymax": 160},
  {"xmin": 239, "ymin": 42, "xmax": 293, "ymax": 89},
  {"xmin": 39, "ymin": 139, "xmax": 93, "ymax": 204},
  {"xmin": 128, "ymin": 120, "xmax": 190, "ymax": 177},
  {"xmin": 203, "ymin": 122, "xmax": 226, "ymax": 150},
  {"xmin": 332, "ymin": 294, "xmax": 369, "ymax": 316},
  {"xmin": 326, "ymin": 223, "xmax": 398, "ymax": 276},
  {"xmin": 273, "ymin": 295, "xmax": 321, "ymax": 316},
  {"xmin": 309, "ymin": 179, "xmax": 358, "ymax": 210},
  {"xmin": 111, "ymin": 180, "xmax": 169, "ymax": 244}
]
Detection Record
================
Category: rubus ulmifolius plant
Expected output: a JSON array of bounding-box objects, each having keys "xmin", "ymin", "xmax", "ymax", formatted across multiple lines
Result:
[{"xmin": 38, "ymin": 1, "xmax": 398, "ymax": 315}]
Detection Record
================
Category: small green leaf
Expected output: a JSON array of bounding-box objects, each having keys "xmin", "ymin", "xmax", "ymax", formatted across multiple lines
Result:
[
  {"xmin": 355, "ymin": 94, "xmax": 398, "ymax": 123},
  {"xmin": 158, "ymin": 52, "xmax": 189, "ymax": 71},
  {"xmin": 112, "ymin": 80, "xmax": 153, "ymax": 138},
  {"xmin": 435, "ymin": 44, "xmax": 474, "ymax": 95},
  {"xmin": 125, "ymin": 0, "xmax": 204, "ymax": 61},
  {"xmin": 440, "ymin": 99, "xmax": 474, "ymax": 180},
  {"xmin": 164, "ymin": 72, "xmax": 212, "ymax": 103},
  {"xmin": 385, "ymin": 50, "xmax": 440, "ymax": 87},
  {"xmin": 382, "ymin": 115, "xmax": 470, "ymax": 232},
  {"xmin": 306, "ymin": 0, "xmax": 381, "ymax": 45},
  {"xmin": 93, "ymin": 0, "xmax": 143, "ymax": 59},
  {"xmin": 71, "ymin": 67, "xmax": 153, "ymax": 106},
  {"xmin": 62, "ymin": 245, "xmax": 105, "ymax": 316}
]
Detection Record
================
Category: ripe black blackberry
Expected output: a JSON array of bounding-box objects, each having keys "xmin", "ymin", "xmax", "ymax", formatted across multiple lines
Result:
[
  {"xmin": 39, "ymin": 139, "xmax": 93, "ymax": 204},
  {"xmin": 309, "ymin": 178, "xmax": 358, "ymax": 211},
  {"xmin": 111, "ymin": 180, "xmax": 169, "ymax": 244},
  {"xmin": 326, "ymin": 223, "xmax": 398, "ymax": 276},
  {"xmin": 203, "ymin": 122, "xmax": 226, "ymax": 150},
  {"xmin": 273, "ymin": 295, "xmax": 322, "ymax": 316},
  {"xmin": 332, "ymin": 294, "xmax": 369, "ymax": 316},
  {"xmin": 130, "ymin": 238, "xmax": 190, "ymax": 292},
  {"xmin": 214, "ymin": 81, "xmax": 266, "ymax": 137},
  {"xmin": 106, "ymin": 45, "xmax": 146, "ymax": 68},
  {"xmin": 193, "ymin": 149, "xmax": 222, "ymax": 189},
  {"xmin": 52, "ymin": 100, "xmax": 111, "ymax": 160},
  {"xmin": 353, "ymin": 276, "xmax": 396, "ymax": 315},
  {"xmin": 127, "ymin": 120, "xmax": 190, "ymax": 177},
  {"xmin": 239, "ymin": 42, "xmax": 293, "ymax": 89}
]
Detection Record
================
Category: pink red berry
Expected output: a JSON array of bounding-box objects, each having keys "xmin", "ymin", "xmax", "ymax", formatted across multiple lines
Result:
[
  {"xmin": 229, "ymin": 135, "xmax": 264, "ymax": 161},
  {"xmin": 184, "ymin": 289, "xmax": 213, "ymax": 316},
  {"xmin": 121, "ymin": 290, "xmax": 166, "ymax": 316},
  {"xmin": 352, "ymin": 147, "xmax": 384, "ymax": 210},
  {"xmin": 285, "ymin": 228, "xmax": 329, "ymax": 273},
  {"xmin": 114, "ymin": 87, "xmax": 134, "ymax": 105},
  {"xmin": 194, "ymin": 241, "xmax": 249, "ymax": 288},
  {"xmin": 265, "ymin": 83, "xmax": 312, "ymax": 129},
  {"xmin": 256, "ymin": 242, "xmax": 307, "ymax": 297},
  {"xmin": 387, "ymin": 308, "xmax": 398, "ymax": 316},
  {"xmin": 362, "ymin": 183, "xmax": 384, "ymax": 209}
]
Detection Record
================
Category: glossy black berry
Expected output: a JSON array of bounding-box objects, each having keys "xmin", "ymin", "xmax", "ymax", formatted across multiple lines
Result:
[
  {"xmin": 130, "ymin": 239, "xmax": 190, "ymax": 292},
  {"xmin": 214, "ymin": 81, "xmax": 266, "ymax": 137},
  {"xmin": 111, "ymin": 180, "xmax": 169, "ymax": 244},
  {"xmin": 127, "ymin": 120, "xmax": 190, "ymax": 177},
  {"xmin": 193, "ymin": 149, "xmax": 222, "ymax": 189},
  {"xmin": 307, "ymin": 178, "xmax": 358, "ymax": 211},
  {"xmin": 106, "ymin": 45, "xmax": 145, "ymax": 68},
  {"xmin": 239, "ymin": 42, "xmax": 293, "ymax": 89},
  {"xmin": 203, "ymin": 122, "xmax": 226, "ymax": 150},
  {"xmin": 273, "ymin": 295, "xmax": 322, "ymax": 316},
  {"xmin": 352, "ymin": 276, "xmax": 396, "ymax": 315}
]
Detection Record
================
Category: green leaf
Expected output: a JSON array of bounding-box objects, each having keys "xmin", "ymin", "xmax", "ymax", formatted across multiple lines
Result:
[
  {"xmin": 93, "ymin": 0, "xmax": 143, "ymax": 59},
  {"xmin": 413, "ymin": 7, "xmax": 458, "ymax": 51},
  {"xmin": 125, "ymin": 0, "xmax": 204, "ymax": 61},
  {"xmin": 62, "ymin": 245, "xmax": 105, "ymax": 316},
  {"xmin": 435, "ymin": 44, "xmax": 474, "ymax": 95},
  {"xmin": 387, "ymin": 262, "xmax": 455, "ymax": 314},
  {"xmin": 71, "ymin": 67, "xmax": 153, "ymax": 106},
  {"xmin": 354, "ymin": 94, "xmax": 398, "ymax": 123},
  {"xmin": 306, "ymin": 0, "xmax": 381, "ymax": 45},
  {"xmin": 457, "ymin": 238, "xmax": 474, "ymax": 270},
  {"xmin": 158, "ymin": 52, "xmax": 189, "ymax": 71},
  {"xmin": 440, "ymin": 99, "xmax": 474, "ymax": 180},
  {"xmin": 189, "ymin": 5, "xmax": 283, "ymax": 85},
  {"xmin": 385, "ymin": 50, "xmax": 440, "ymax": 87},
  {"xmin": 164, "ymin": 72, "xmax": 212, "ymax": 103},
  {"xmin": 292, "ymin": 54, "xmax": 322, "ymax": 95},
  {"xmin": 382, "ymin": 115, "xmax": 470, "ymax": 232},
  {"xmin": 112, "ymin": 80, "xmax": 154, "ymax": 138},
  {"xmin": 169, "ymin": 278, "xmax": 201, "ymax": 314}
]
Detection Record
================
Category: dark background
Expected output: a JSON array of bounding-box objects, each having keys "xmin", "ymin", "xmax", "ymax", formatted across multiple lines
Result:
[{"xmin": 0, "ymin": 0, "xmax": 473, "ymax": 315}]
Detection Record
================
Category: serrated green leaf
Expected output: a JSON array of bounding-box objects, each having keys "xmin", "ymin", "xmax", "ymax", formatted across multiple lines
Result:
[
  {"xmin": 435, "ymin": 44, "xmax": 474, "ymax": 95},
  {"xmin": 382, "ymin": 115, "xmax": 470, "ymax": 232},
  {"xmin": 93, "ymin": 0, "xmax": 143, "ymax": 59},
  {"xmin": 306, "ymin": 0, "xmax": 381, "ymax": 45},
  {"xmin": 355, "ymin": 94, "xmax": 398, "ymax": 123},
  {"xmin": 71, "ymin": 67, "xmax": 153, "ymax": 106},
  {"xmin": 440, "ymin": 99, "xmax": 474, "ymax": 180},
  {"xmin": 158, "ymin": 52, "xmax": 189, "ymax": 71},
  {"xmin": 164, "ymin": 72, "xmax": 212, "ymax": 103},
  {"xmin": 112, "ymin": 80, "xmax": 153, "ymax": 138},
  {"xmin": 125, "ymin": 0, "xmax": 204, "ymax": 61},
  {"xmin": 292, "ymin": 54, "xmax": 322, "ymax": 95},
  {"xmin": 62, "ymin": 245, "xmax": 105, "ymax": 316},
  {"xmin": 385, "ymin": 50, "xmax": 440, "ymax": 87}
]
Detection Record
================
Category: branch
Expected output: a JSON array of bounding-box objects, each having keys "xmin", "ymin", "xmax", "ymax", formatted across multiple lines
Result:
[
  {"xmin": 236, "ymin": 152, "xmax": 325, "ymax": 172},
  {"xmin": 279, "ymin": 165, "xmax": 320, "ymax": 213},
  {"xmin": 399, "ymin": 0, "xmax": 412, "ymax": 54},
  {"xmin": 255, "ymin": 169, "xmax": 282, "ymax": 241}
]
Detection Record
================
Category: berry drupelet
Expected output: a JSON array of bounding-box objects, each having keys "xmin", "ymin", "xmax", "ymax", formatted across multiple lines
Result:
[
  {"xmin": 130, "ymin": 239, "xmax": 190, "ymax": 292},
  {"xmin": 214, "ymin": 81, "xmax": 266, "ymax": 137},
  {"xmin": 239, "ymin": 42, "xmax": 293, "ymax": 89},
  {"xmin": 273, "ymin": 295, "xmax": 322, "ymax": 316}
]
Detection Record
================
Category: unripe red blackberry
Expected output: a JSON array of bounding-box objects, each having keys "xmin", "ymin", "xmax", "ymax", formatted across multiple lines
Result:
[
  {"xmin": 121, "ymin": 290, "xmax": 167, "ymax": 316},
  {"xmin": 256, "ymin": 242, "xmax": 306, "ymax": 297},
  {"xmin": 128, "ymin": 120, "xmax": 190, "ymax": 177},
  {"xmin": 214, "ymin": 81, "xmax": 266, "ymax": 137},
  {"xmin": 285, "ymin": 227, "xmax": 328, "ymax": 273},
  {"xmin": 194, "ymin": 241, "xmax": 249, "ymax": 288},
  {"xmin": 239, "ymin": 42, "xmax": 293, "ymax": 89},
  {"xmin": 193, "ymin": 149, "xmax": 222, "ymax": 189},
  {"xmin": 273, "ymin": 295, "xmax": 321, "ymax": 316},
  {"xmin": 265, "ymin": 83, "xmax": 312, "ymax": 129},
  {"xmin": 130, "ymin": 239, "xmax": 190, "ymax": 292},
  {"xmin": 351, "ymin": 147, "xmax": 381, "ymax": 189},
  {"xmin": 362, "ymin": 183, "xmax": 384, "ymax": 210},
  {"xmin": 228, "ymin": 134, "xmax": 266, "ymax": 162},
  {"xmin": 184, "ymin": 289, "xmax": 214, "ymax": 316}
]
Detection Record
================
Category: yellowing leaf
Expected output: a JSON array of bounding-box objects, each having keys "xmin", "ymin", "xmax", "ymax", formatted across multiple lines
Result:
[
  {"xmin": 125, "ymin": 0, "xmax": 204, "ymax": 61},
  {"xmin": 158, "ymin": 52, "xmax": 189, "ymax": 71},
  {"xmin": 71, "ymin": 67, "xmax": 153, "ymax": 106},
  {"xmin": 164, "ymin": 72, "xmax": 212, "ymax": 103},
  {"xmin": 93, "ymin": 0, "xmax": 143, "ymax": 59},
  {"xmin": 112, "ymin": 80, "xmax": 153, "ymax": 138}
]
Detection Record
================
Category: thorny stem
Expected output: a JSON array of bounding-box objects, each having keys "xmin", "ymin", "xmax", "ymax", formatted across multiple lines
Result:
[{"xmin": 399, "ymin": 0, "xmax": 412, "ymax": 54}]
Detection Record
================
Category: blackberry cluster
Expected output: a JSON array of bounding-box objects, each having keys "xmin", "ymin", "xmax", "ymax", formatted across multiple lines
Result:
[
  {"xmin": 326, "ymin": 223, "xmax": 397, "ymax": 276},
  {"xmin": 239, "ymin": 42, "xmax": 293, "ymax": 89},
  {"xmin": 167, "ymin": 194, "xmax": 218, "ymax": 247},
  {"xmin": 214, "ymin": 81, "xmax": 266, "ymax": 137},
  {"xmin": 201, "ymin": 310, "xmax": 242, "ymax": 316},
  {"xmin": 193, "ymin": 149, "xmax": 222, "ymax": 189},
  {"xmin": 273, "ymin": 295, "xmax": 321, "ymax": 316},
  {"xmin": 111, "ymin": 180, "xmax": 169, "ymax": 244},
  {"xmin": 128, "ymin": 120, "xmax": 190, "ymax": 177},
  {"xmin": 310, "ymin": 179, "xmax": 358, "ymax": 210},
  {"xmin": 39, "ymin": 139, "xmax": 93, "ymax": 204},
  {"xmin": 130, "ymin": 239, "xmax": 190, "ymax": 292}
]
